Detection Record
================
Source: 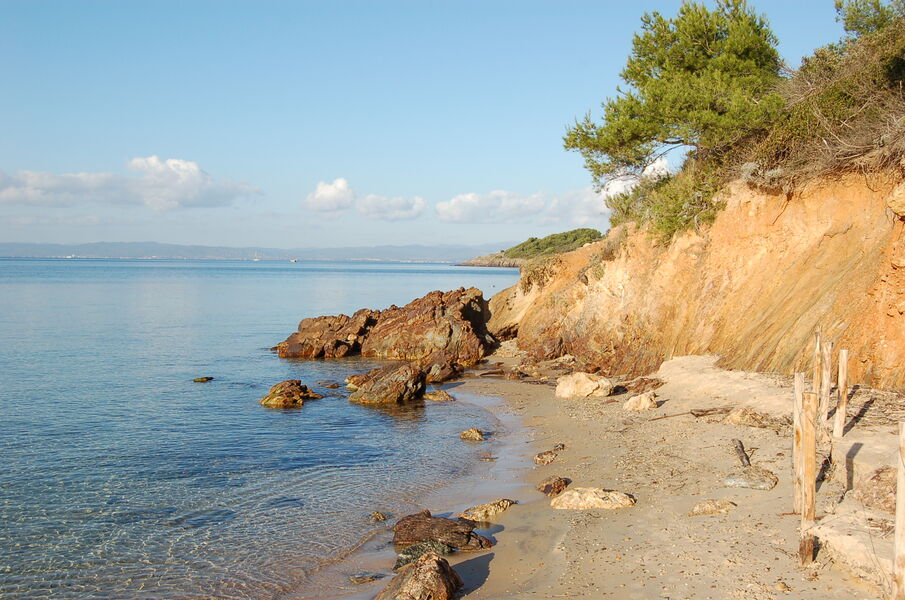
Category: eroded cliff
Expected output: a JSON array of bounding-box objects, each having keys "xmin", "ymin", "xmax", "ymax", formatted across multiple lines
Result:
[{"xmin": 489, "ymin": 173, "xmax": 905, "ymax": 391}]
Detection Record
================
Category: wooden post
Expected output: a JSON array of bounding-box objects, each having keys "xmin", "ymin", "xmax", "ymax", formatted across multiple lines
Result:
[
  {"xmin": 819, "ymin": 340, "xmax": 834, "ymax": 423},
  {"xmin": 812, "ymin": 331, "xmax": 822, "ymax": 394},
  {"xmin": 799, "ymin": 391, "xmax": 818, "ymax": 566},
  {"xmin": 893, "ymin": 422, "xmax": 905, "ymax": 599},
  {"xmin": 833, "ymin": 350, "xmax": 849, "ymax": 438},
  {"xmin": 793, "ymin": 372, "xmax": 805, "ymax": 514}
]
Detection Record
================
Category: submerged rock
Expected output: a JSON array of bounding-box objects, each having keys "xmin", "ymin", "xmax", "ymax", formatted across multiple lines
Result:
[
  {"xmin": 550, "ymin": 488, "xmax": 635, "ymax": 510},
  {"xmin": 460, "ymin": 428, "xmax": 485, "ymax": 442},
  {"xmin": 555, "ymin": 372, "xmax": 614, "ymax": 398},
  {"xmin": 317, "ymin": 380, "xmax": 341, "ymax": 389},
  {"xmin": 369, "ymin": 511, "xmax": 389, "ymax": 523},
  {"xmin": 259, "ymin": 380, "xmax": 323, "ymax": 408},
  {"xmin": 723, "ymin": 466, "xmax": 779, "ymax": 490},
  {"xmin": 349, "ymin": 572, "xmax": 386, "ymax": 585},
  {"xmin": 392, "ymin": 510, "xmax": 493, "ymax": 551},
  {"xmin": 455, "ymin": 499, "xmax": 517, "ymax": 522},
  {"xmin": 425, "ymin": 390, "xmax": 456, "ymax": 402},
  {"xmin": 348, "ymin": 363, "xmax": 426, "ymax": 405},
  {"xmin": 376, "ymin": 552, "xmax": 462, "ymax": 600},
  {"xmin": 537, "ymin": 476, "xmax": 571, "ymax": 496},
  {"xmin": 623, "ymin": 391, "xmax": 658, "ymax": 411},
  {"xmin": 393, "ymin": 540, "xmax": 452, "ymax": 571},
  {"xmin": 688, "ymin": 499, "xmax": 737, "ymax": 516}
]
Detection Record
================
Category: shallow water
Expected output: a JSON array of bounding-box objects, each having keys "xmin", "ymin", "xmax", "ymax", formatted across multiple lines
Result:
[{"xmin": 0, "ymin": 258, "xmax": 518, "ymax": 599}]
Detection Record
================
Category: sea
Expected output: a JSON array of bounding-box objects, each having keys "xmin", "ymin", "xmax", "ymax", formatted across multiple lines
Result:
[{"xmin": 0, "ymin": 258, "xmax": 520, "ymax": 599}]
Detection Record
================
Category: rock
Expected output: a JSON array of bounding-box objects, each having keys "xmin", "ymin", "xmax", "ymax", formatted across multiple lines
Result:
[
  {"xmin": 554, "ymin": 372, "xmax": 614, "ymax": 398},
  {"xmin": 550, "ymin": 488, "xmax": 635, "ymax": 510},
  {"xmin": 455, "ymin": 499, "xmax": 517, "ymax": 522},
  {"xmin": 537, "ymin": 476, "xmax": 571, "ymax": 496},
  {"xmin": 422, "ymin": 355, "xmax": 463, "ymax": 384},
  {"xmin": 424, "ymin": 390, "xmax": 456, "ymax": 402},
  {"xmin": 362, "ymin": 288, "xmax": 494, "ymax": 366},
  {"xmin": 888, "ymin": 181, "xmax": 905, "ymax": 217},
  {"xmin": 375, "ymin": 552, "xmax": 462, "ymax": 600},
  {"xmin": 345, "ymin": 369, "xmax": 377, "ymax": 390},
  {"xmin": 505, "ymin": 370, "xmax": 526, "ymax": 380},
  {"xmin": 259, "ymin": 380, "xmax": 323, "ymax": 408},
  {"xmin": 392, "ymin": 510, "xmax": 493, "ymax": 550},
  {"xmin": 723, "ymin": 465, "xmax": 779, "ymax": 490},
  {"xmin": 460, "ymin": 428, "xmax": 485, "ymax": 441},
  {"xmin": 369, "ymin": 511, "xmax": 389, "ymax": 523},
  {"xmin": 620, "ymin": 376, "xmax": 664, "ymax": 395},
  {"xmin": 623, "ymin": 391, "xmax": 658, "ymax": 411},
  {"xmin": 853, "ymin": 465, "xmax": 896, "ymax": 513},
  {"xmin": 348, "ymin": 363, "xmax": 426, "ymax": 405},
  {"xmin": 723, "ymin": 407, "xmax": 790, "ymax": 431},
  {"xmin": 534, "ymin": 450, "xmax": 557, "ymax": 465},
  {"xmin": 317, "ymin": 380, "xmax": 341, "ymax": 389},
  {"xmin": 193, "ymin": 376, "xmax": 214, "ymax": 383},
  {"xmin": 349, "ymin": 572, "xmax": 386, "ymax": 585},
  {"xmin": 688, "ymin": 499, "xmax": 737, "ymax": 516},
  {"xmin": 276, "ymin": 308, "xmax": 378, "ymax": 359},
  {"xmin": 552, "ymin": 443, "xmax": 566, "ymax": 451},
  {"xmin": 393, "ymin": 540, "xmax": 452, "ymax": 571}
]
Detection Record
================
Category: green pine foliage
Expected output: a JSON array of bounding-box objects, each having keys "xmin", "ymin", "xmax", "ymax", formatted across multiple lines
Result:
[{"xmin": 502, "ymin": 228, "xmax": 603, "ymax": 259}]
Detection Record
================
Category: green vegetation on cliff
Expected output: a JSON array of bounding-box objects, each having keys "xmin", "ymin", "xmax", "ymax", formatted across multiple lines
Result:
[
  {"xmin": 503, "ymin": 228, "xmax": 602, "ymax": 259},
  {"xmin": 566, "ymin": 0, "xmax": 905, "ymax": 241}
]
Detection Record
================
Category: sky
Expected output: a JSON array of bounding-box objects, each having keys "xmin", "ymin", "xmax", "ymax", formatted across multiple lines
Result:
[{"xmin": 0, "ymin": 0, "xmax": 846, "ymax": 249}]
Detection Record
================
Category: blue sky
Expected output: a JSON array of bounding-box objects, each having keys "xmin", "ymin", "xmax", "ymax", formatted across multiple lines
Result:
[{"xmin": 1, "ymin": 0, "xmax": 845, "ymax": 248}]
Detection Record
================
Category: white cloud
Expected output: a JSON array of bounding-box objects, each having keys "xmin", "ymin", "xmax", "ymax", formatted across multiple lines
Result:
[
  {"xmin": 545, "ymin": 188, "xmax": 611, "ymax": 226},
  {"xmin": 0, "ymin": 156, "xmax": 257, "ymax": 211},
  {"xmin": 304, "ymin": 178, "xmax": 355, "ymax": 214},
  {"xmin": 357, "ymin": 194, "xmax": 425, "ymax": 220},
  {"xmin": 435, "ymin": 190, "xmax": 546, "ymax": 223}
]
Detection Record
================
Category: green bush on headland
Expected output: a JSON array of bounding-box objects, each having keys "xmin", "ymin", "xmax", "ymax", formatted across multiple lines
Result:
[
  {"xmin": 565, "ymin": 0, "xmax": 905, "ymax": 242},
  {"xmin": 503, "ymin": 228, "xmax": 602, "ymax": 259}
]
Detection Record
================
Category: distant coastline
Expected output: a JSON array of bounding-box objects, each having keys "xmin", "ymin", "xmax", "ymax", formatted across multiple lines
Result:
[{"xmin": 456, "ymin": 252, "xmax": 525, "ymax": 268}]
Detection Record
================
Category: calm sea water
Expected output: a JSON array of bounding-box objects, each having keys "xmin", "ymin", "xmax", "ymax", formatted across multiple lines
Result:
[{"xmin": 0, "ymin": 258, "xmax": 518, "ymax": 599}]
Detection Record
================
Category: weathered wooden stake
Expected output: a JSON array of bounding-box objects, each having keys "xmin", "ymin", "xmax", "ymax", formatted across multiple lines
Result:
[
  {"xmin": 812, "ymin": 331, "xmax": 822, "ymax": 394},
  {"xmin": 819, "ymin": 340, "xmax": 834, "ymax": 423},
  {"xmin": 833, "ymin": 350, "xmax": 849, "ymax": 438},
  {"xmin": 799, "ymin": 391, "xmax": 818, "ymax": 566},
  {"xmin": 793, "ymin": 372, "xmax": 805, "ymax": 514},
  {"xmin": 893, "ymin": 422, "xmax": 905, "ymax": 599}
]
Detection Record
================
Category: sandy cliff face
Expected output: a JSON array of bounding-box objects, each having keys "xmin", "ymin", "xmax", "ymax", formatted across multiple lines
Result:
[{"xmin": 489, "ymin": 174, "xmax": 905, "ymax": 390}]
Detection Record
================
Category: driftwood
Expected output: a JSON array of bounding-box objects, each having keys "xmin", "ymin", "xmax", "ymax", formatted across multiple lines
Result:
[
  {"xmin": 649, "ymin": 406, "xmax": 732, "ymax": 422},
  {"xmin": 731, "ymin": 439, "xmax": 751, "ymax": 467}
]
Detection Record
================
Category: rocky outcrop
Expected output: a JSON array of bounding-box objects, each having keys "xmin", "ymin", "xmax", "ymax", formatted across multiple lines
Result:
[
  {"xmin": 375, "ymin": 552, "xmax": 462, "ymax": 600},
  {"xmin": 487, "ymin": 174, "xmax": 905, "ymax": 391},
  {"xmin": 259, "ymin": 380, "xmax": 323, "ymax": 408},
  {"xmin": 348, "ymin": 363, "xmax": 426, "ymax": 405},
  {"xmin": 392, "ymin": 510, "xmax": 493, "ymax": 551},
  {"xmin": 455, "ymin": 499, "xmax": 517, "ymax": 522},
  {"xmin": 277, "ymin": 288, "xmax": 495, "ymax": 369},
  {"xmin": 457, "ymin": 252, "xmax": 526, "ymax": 268},
  {"xmin": 393, "ymin": 540, "xmax": 452, "ymax": 571}
]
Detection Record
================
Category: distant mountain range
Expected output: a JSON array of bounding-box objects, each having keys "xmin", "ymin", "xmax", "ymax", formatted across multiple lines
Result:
[{"xmin": 0, "ymin": 241, "xmax": 517, "ymax": 263}]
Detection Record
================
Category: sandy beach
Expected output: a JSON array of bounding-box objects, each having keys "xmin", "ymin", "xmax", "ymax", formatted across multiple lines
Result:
[{"xmin": 326, "ymin": 352, "xmax": 892, "ymax": 599}]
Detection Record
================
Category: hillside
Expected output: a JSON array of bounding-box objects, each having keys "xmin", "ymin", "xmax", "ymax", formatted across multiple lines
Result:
[
  {"xmin": 488, "ymin": 172, "xmax": 905, "ymax": 391},
  {"xmin": 459, "ymin": 228, "xmax": 601, "ymax": 267}
]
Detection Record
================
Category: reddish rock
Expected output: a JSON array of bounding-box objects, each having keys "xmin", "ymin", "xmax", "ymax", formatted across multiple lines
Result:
[
  {"xmin": 361, "ymin": 288, "xmax": 493, "ymax": 366},
  {"xmin": 259, "ymin": 380, "xmax": 323, "ymax": 408},
  {"xmin": 375, "ymin": 552, "xmax": 462, "ymax": 600},
  {"xmin": 392, "ymin": 510, "xmax": 493, "ymax": 551},
  {"xmin": 537, "ymin": 476, "xmax": 571, "ymax": 496},
  {"xmin": 348, "ymin": 363, "xmax": 426, "ymax": 405},
  {"xmin": 276, "ymin": 308, "xmax": 378, "ymax": 359}
]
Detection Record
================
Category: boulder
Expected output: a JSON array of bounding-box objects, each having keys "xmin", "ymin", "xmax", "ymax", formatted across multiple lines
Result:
[
  {"xmin": 555, "ymin": 372, "xmax": 614, "ymax": 398},
  {"xmin": 348, "ymin": 363, "xmax": 426, "ymax": 405},
  {"xmin": 459, "ymin": 428, "xmax": 485, "ymax": 442},
  {"xmin": 550, "ymin": 488, "xmax": 635, "ymax": 510},
  {"xmin": 889, "ymin": 181, "xmax": 905, "ymax": 217},
  {"xmin": 623, "ymin": 391, "xmax": 658, "ymax": 411},
  {"xmin": 537, "ymin": 476, "xmax": 571, "ymax": 496},
  {"xmin": 455, "ymin": 499, "xmax": 517, "ymax": 522},
  {"xmin": 723, "ymin": 466, "xmax": 778, "ymax": 490},
  {"xmin": 259, "ymin": 380, "xmax": 323, "ymax": 408},
  {"xmin": 422, "ymin": 355, "xmax": 464, "ymax": 383},
  {"xmin": 276, "ymin": 308, "xmax": 378, "ymax": 358},
  {"xmin": 688, "ymin": 499, "xmax": 737, "ymax": 516},
  {"xmin": 425, "ymin": 390, "xmax": 456, "ymax": 402},
  {"xmin": 392, "ymin": 510, "xmax": 493, "ymax": 551},
  {"xmin": 375, "ymin": 552, "xmax": 462, "ymax": 600},
  {"xmin": 362, "ymin": 288, "xmax": 494, "ymax": 366},
  {"xmin": 393, "ymin": 540, "xmax": 452, "ymax": 571},
  {"xmin": 534, "ymin": 450, "xmax": 557, "ymax": 465}
]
